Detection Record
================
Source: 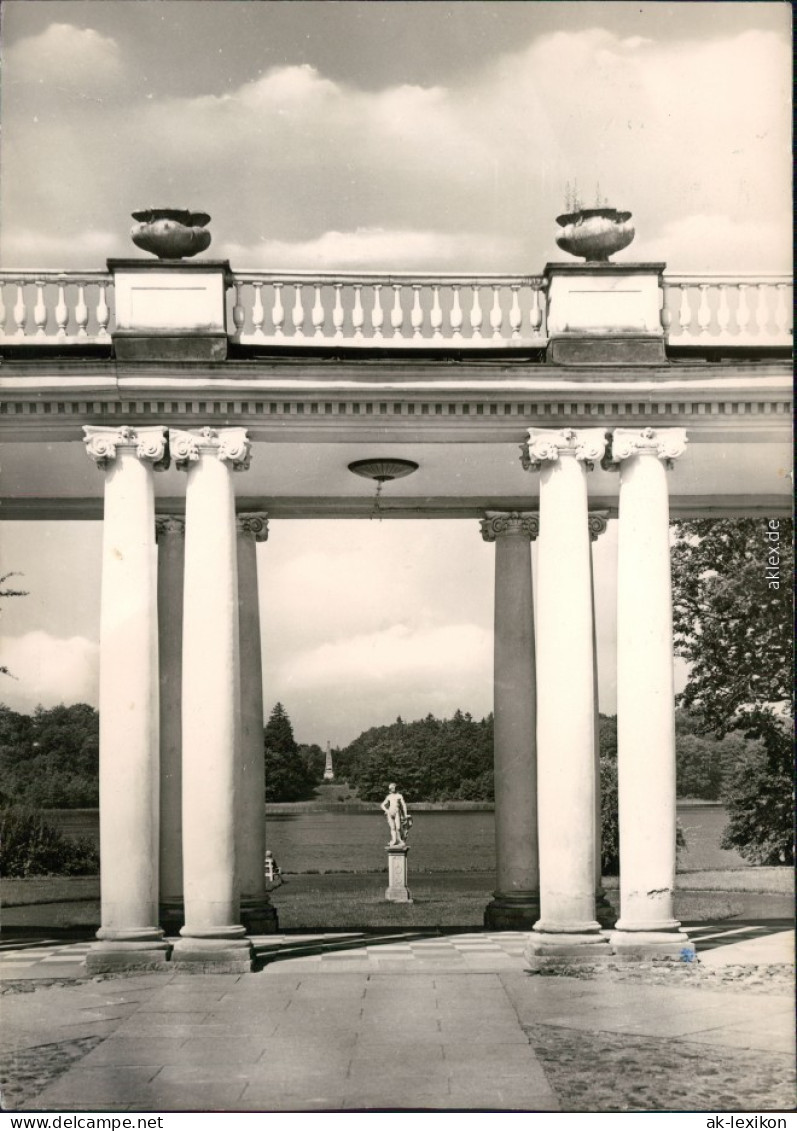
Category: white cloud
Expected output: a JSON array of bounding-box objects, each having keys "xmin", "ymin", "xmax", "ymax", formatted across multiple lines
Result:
[
  {"xmin": 0, "ymin": 227, "xmax": 125, "ymax": 268},
  {"xmin": 634, "ymin": 213, "xmax": 792, "ymax": 274},
  {"xmin": 219, "ymin": 228, "xmax": 517, "ymax": 270},
  {"xmin": 6, "ymin": 23, "xmax": 122, "ymax": 87},
  {"xmin": 0, "ymin": 632, "xmax": 99, "ymax": 713}
]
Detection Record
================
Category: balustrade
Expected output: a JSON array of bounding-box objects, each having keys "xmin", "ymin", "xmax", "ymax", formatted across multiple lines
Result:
[
  {"xmin": 0, "ymin": 273, "xmax": 114, "ymax": 343},
  {"xmin": 227, "ymin": 273, "xmax": 548, "ymax": 348},
  {"xmin": 1, "ymin": 269, "xmax": 791, "ymax": 352},
  {"xmin": 661, "ymin": 276, "xmax": 792, "ymax": 347}
]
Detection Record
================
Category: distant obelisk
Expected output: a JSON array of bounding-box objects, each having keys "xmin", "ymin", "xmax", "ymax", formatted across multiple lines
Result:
[{"xmin": 323, "ymin": 741, "xmax": 335, "ymax": 781}]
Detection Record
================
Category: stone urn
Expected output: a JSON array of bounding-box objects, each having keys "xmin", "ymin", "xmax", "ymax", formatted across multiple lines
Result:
[
  {"xmin": 130, "ymin": 208, "xmax": 212, "ymax": 260},
  {"xmin": 555, "ymin": 207, "xmax": 635, "ymax": 262}
]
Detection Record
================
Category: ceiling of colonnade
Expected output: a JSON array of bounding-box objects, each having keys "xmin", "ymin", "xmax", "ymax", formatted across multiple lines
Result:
[{"xmin": 0, "ymin": 435, "xmax": 792, "ymax": 520}]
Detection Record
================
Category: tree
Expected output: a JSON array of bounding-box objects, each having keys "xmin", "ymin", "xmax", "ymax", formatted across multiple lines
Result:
[
  {"xmin": 671, "ymin": 518, "xmax": 793, "ymax": 863},
  {"xmin": 0, "ymin": 573, "xmax": 28, "ymax": 678},
  {"xmin": 263, "ymin": 702, "xmax": 315, "ymax": 802}
]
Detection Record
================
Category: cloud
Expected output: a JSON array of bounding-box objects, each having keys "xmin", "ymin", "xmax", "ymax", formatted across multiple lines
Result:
[
  {"xmin": 0, "ymin": 632, "xmax": 99, "ymax": 713},
  {"xmin": 634, "ymin": 214, "xmax": 793, "ymax": 274},
  {"xmin": 1, "ymin": 227, "xmax": 126, "ymax": 268},
  {"xmin": 6, "ymin": 23, "xmax": 122, "ymax": 87},
  {"xmin": 219, "ymin": 228, "xmax": 517, "ymax": 270}
]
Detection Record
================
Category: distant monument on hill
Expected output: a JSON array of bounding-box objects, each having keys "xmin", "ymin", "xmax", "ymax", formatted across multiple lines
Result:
[{"xmin": 323, "ymin": 742, "xmax": 334, "ymax": 782}]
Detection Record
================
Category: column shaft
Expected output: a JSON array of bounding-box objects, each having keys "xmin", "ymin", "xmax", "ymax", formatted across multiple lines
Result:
[
  {"xmin": 523, "ymin": 428, "xmax": 608, "ymax": 964},
  {"xmin": 482, "ymin": 513, "xmax": 539, "ymax": 929},
  {"xmin": 610, "ymin": 428, "xmax": 694, "ymax": 959},
  {"xmin": 83, "ymin": 426, "xmax": 168, "ymax": 972},
  {"xmin": 156, "ymin": 517, "xmax": 185, "ymax": 931}
]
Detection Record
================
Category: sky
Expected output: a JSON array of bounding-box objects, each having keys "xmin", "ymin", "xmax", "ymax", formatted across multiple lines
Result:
[{"xmin": 0, "ymin": 1, "xmax": 791, "ymax": 744}]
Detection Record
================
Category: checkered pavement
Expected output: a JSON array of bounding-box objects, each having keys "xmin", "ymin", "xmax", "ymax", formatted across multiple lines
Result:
[{"xmin": 0, "ymin": 923, "xmax": 786, "ymax": 977}]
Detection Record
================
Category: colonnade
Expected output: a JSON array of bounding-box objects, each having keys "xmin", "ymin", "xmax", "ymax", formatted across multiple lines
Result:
[{"xmin": 82, "ymin": 422, "xmax": 694, "ymax": 973}]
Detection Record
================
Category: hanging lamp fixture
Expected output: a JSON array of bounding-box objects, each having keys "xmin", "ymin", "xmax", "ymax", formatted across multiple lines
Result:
[{"xmin": 348, "ymin": 457, "xmax": 419, "ymax": 519}]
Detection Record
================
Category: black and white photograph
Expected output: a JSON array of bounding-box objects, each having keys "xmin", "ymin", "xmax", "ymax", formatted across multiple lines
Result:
[{"xmin": 0, "ymin": 0, "xmax": 792, "ymax": 1119}]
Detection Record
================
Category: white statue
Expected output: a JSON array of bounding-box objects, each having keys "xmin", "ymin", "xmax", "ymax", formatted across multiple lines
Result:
[{"xmin": 381, "ymin": 782, "xmax": 410, "ymax": 847}]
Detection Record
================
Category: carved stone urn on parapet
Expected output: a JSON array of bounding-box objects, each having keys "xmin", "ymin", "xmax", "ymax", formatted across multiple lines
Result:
[
  {"xmin": 130, "ymin": 208, "xmax": 212, "ymax": 260},
  {"xmin": 555, "ymin": 207, "xmax": 635, "ymax": 262}
]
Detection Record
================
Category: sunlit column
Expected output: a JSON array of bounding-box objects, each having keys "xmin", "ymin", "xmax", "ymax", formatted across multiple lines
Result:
[
  {"xmin": 481, "ymin": 511, "xmax": 540, "ymax": 930},
  {"xmin": 170, "ymin": 426, "xmax": 253, "ymax": 972},
  {"xmin": 83, "ymin": 425, "xmax": 169, "ymax": 973},
  {"xmin": 155, "ymin": 515, "xmax": 185, "ymax": 931},
  {"xmin": 609, "ymin": 427, "xmax": 695, "ymax": 959},
  {"xmin": 522, "ymin": 428, "xmax": 610, "ymax": 965},
  {"xmin": 236, "ymin": 512, "xmax": 278, "ymax": 934}
]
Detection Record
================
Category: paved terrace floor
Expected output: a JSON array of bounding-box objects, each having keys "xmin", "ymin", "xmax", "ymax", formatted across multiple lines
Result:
[{"xmin": 1, "ymin": 924, "xmax": 794, "ymax": 1113}]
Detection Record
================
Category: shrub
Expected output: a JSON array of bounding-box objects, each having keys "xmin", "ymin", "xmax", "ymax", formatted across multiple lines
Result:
[
  {"xmin": 0, "ymin": 807, "xmax": 100, "ymax": 877},
  {"xmin": 720, "ymin": 714, "xmax": 794, "ymax": 865}
]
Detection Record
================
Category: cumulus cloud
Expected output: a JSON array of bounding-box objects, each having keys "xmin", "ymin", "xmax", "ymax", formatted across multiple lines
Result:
[
  {"xmin": 1, "ymin": 227, "xmax": 126, "ymax": 268},
  {"xmin": 0, "ymin": 632, "xmax": 99, "ymax": 713},
  {"xmin": 3, "ymin": 21, "xmax": 789, "ymax": 272},
  {"xmin": 6, "ymin": 23, "xmax": 123, "ymax": 87},
  {"xmin": 634, "ymin": 214, "xmax": 792, "ymax": 274}
]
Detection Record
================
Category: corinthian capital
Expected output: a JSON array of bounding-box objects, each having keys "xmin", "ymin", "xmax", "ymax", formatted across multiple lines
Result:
[
  {"xmin": 480, "ymin": 511, "xmax": 539, "ymax": 542},
  {"xmin": 170, "ymin": 427, "xmax": 252, "ymax": 471},
  {"xmin": 237, "ymin": 512, "xmax": 269, "ymax": 542},
  {"xmin": 610, "ymin": 427, "xmax": 688, "ymax": 468},
  {"xmin": 155, "ymin": 515, "xmax": 185, "ymax": 540},
  {"xmin": 521, "ymin": 428, "xmax": 607, "ymax": 471},
  {"xmin": 83, "ymin": 426, "xmax": 168, "ymax": 470}
]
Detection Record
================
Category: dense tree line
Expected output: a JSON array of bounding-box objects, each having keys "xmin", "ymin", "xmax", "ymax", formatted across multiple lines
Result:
[{"xmin": 0, "ymin": 703, "xmax": 99, "ymax": 808}]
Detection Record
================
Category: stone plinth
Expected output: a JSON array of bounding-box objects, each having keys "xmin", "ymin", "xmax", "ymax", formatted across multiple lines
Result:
[
  {"xmin": 545, "ymin": 262, "xmax": 666, "ymax": 364},
  {"xmin": 108, "ymin": 259, "xmax": 231, "ymax": 361},
  {"xmin": 385, "ymin": 845, "xmax": 412, "ymax": 903}
]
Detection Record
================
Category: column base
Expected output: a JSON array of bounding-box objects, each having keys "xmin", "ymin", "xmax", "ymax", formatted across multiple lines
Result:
[
  {"xmin": 85, "ymin": 938, "xmax": 171, "ymax": 975},
  {"xmin": 171, "ymin": 935, "xmax": 254, "ymax": 974},
  {"xmin": 484, "ymin": 891, "xmax": 541, "ymax": 931},
  {"xmin": 609, "ymin": 928, "xmax": 696, "ymax": 963},
  {"xmin": 525, "ymin": 929, "xmax": 610, "ymax": 970},
  {"xmin": 159, "ymin": 898, "xmax": 185, "ymax": 935},
  {"xmin": 595, "ymin": 885, "xmax": 617, "ymax": 928},
  {"xmin": 240, "ymin": 896, "xmax": 279, "ymax": 934}
]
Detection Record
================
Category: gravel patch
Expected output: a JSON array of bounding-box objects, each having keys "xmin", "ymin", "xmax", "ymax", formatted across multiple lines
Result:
[
  {"xmin": 524, "ymin": 1025, "xmax": 796, "ymax": 1112},
  {"xmin": 529, "ymin": 962, "xmax": 794, "ymax": 994}
]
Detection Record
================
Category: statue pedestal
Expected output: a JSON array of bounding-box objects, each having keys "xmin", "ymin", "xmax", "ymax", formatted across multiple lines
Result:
[{"xmin": 385, "ymin": 845, "xmax": 412, "ymax": 903}]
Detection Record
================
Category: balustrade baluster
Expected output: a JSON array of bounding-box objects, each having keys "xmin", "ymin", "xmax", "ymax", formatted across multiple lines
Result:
[
  {"xmin": 774, "ymin": 283, "xmax": 790, "ymax": 338},
  {"xmin": 509, "ymin": 285, "xmax": 522, "ymax": 339},
  {"xmin": 660, "ymin": 286, "xmax": 672, "ymax": 334},
  {"xmin": 716, "ymin": 285, "xmax": 730, "ymax": 339},
  {"xmin": 75, "ymin": 285, "xmax": 89, "ymax": 338},
  {"xmin": 470, "ymin": 284, "xmax": 483, "ymax": 339},
  {"xmin": 529, "ymin": 285, "xmax": 543, "ymax": 335},
  {"xmin": 489, "ymin": 286, "xmax": 503, "ymax": 338},
  {"xmin": 232, "ymin": 282, "xmax": 245, "ymax": 337},
  {"xmin": 292, "ymin": 284, "xmax": 305, "ymax": 337},
  {"xmin": 696, "ymin": 284, "xmax": 711, "ymax": 336},
  {"xmin": 0, "ymin": 282, "xmax": 5, "ymax": 337},
  {"xmin": 450, "ymin": 285, "xmax": 463, "ymax": 338},
  {"xmin": 371, "ymin": 284, "xmax": 384, "ymax": 339},
  {"xmin": 332, "ymin": 284, "xmax": 345, "ymax": 339},
  {"xmin": 752, "ymin": 282, "xmax": 767, "ymax": 336},
  {"xmin": 13, "ymin": 284, "xmax": 26, "ymax": 337},
  {"xmin": 252, "ymin": 282, "xmax": 265, "ymax": 337},
  {"xmin": 34, "ymin": 283, "xmax": 48, "ymax": 338},
  {"xmin": 272, "ymin": 283, "xmax": 285, "ymax": 336},
  {"xmin": 736, "ymin": 284, "xmax": 750, "ymax": 338},
  {"xmin": 430, "ymin": 285, "xmax": 443, "ymax": 339},
  {"xmin": 677, "ymin": 284, "xmax": 691, "ymax": 337},
  {"xmin": 352, "ymin": 285, "xmax": 364, "ymax": 338},
  {"xmin": 55, "ymin": 283, "xmax": 69, "ymax": 338},
  {"xmin": 411, "ymin": 285, "xmax": 424, "ymax": 338},
  {"xmin": 96, "ymin": 283, "xmax": 110, "ymax": 338},
  {"xmin": 391, "ymin": 285, "xmax": 404, "ymax": 338},
  {"xmin": 311, "ymin": 284, "xmax": 325, "ymax": 337}
]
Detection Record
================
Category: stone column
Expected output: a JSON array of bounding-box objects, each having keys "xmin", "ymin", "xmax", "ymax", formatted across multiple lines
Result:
[
  {"xmin": 480, "ymin": 511, "xmax": 540, "ymax": 930},
  {"xmin": 609, "ymin": 427, "xmax": 695, "ymax": 960},
  {"xmin": 155, "ymin": 515, "xmax": 185, "ymax": 933},
  {"xmin": 236, "ymin": 512, "xmax": 278, "ymax": 934},
  {"xmin": 588, "ymin": 512, "xmax": 615, "ymax": 929},
  {"xmin": 522, "ymin": 428, "xmax": 609, "ymax": 966},
  {"xmin": 170, "ymin": 427, "xmax": 253, "ymax": 973},
  {"xmin": 83, "ymin": 426, "xmax": 169, "ymax": 973}
]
